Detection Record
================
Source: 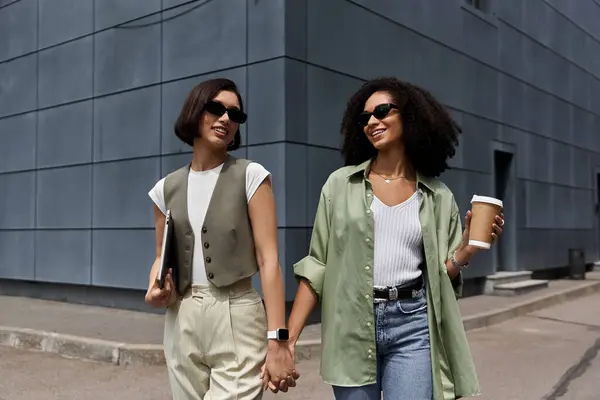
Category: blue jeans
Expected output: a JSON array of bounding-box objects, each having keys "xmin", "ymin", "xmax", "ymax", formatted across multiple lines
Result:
[{"xmin": 333, "ymin": 288, "xmax": 433, "ymax": 400}]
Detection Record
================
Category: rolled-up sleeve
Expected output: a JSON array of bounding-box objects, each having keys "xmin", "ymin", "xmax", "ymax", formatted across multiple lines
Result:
[
  {"xmin": 293, "ymin": 181, "xmax": 332, "ymax": 300},
  {"xmin": 447, "ymin": 199, "xmax": 464, "ymax": 298}
]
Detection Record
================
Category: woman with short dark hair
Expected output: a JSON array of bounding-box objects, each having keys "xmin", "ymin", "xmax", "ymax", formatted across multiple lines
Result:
[
  {"xmin": 288, "ymin": 77, "xmax": 504, "ymax": 399},
  {"xmin": 145, "ymin": 78, "xmax": 298, "ymax": 399}
]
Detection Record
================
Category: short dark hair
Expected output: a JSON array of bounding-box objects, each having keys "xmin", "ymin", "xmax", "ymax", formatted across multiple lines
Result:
[
  {"xmin": 174, "ymin": 78, "xmax": 244, "ymax": 150},
  {"xmin": 340, "ymin": 77, "xmax": 461, "ymax": 178}
]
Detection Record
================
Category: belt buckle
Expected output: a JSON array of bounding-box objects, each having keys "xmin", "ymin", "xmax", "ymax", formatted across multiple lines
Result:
[
  {"xmin": 388, "ymin": 287, "xmax": 398, "ymax": 301},
  {"xmin": 412, "ymin": 289, "xmax": 419, "ymax": 298}
]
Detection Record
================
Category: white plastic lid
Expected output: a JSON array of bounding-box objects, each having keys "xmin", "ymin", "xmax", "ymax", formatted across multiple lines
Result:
[{"xmin": 471, "ymin": 195, "xmax": 503, "ymax": 207}]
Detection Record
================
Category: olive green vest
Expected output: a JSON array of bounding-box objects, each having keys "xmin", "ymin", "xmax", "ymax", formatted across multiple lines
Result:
[{"xmin": 163, "ymin": 155, "xmax": 259, "ymax": 294}]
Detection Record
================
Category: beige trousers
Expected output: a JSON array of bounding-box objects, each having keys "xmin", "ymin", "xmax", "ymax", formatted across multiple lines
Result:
[{"xmin": 164, "ymin": 278, "xmax": 268, "ymax": 400}]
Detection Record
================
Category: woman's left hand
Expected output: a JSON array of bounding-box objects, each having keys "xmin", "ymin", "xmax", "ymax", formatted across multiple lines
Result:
[
  {"xmin": 260, "ymin": 342, "xmax": 298, "ymax": 393},
  {"xmin": 459, "ymin": 211, "xmax": 505, "ymax": 262}
]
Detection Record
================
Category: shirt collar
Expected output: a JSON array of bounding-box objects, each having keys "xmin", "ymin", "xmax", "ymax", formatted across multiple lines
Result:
[{"xmin": 345, "ymin": 158, "xmax": 436, "ymax": 192}]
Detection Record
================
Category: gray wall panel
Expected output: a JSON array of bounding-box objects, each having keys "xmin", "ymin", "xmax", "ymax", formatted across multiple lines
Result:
[
  {"xmin": 92, "ymin": 158, "xmax": 160, "ymax": 229},
  {"xmin": 0, "ymin": 172, "xmax": 35, "ymax": 229},
  {"xmin": 552, "ymin": 185, "xmax": 573, "ymax": 229},
  {"xmin": 447, "ymin": 111, "xmax": 465, "ymax": 170},
  {"xmin": 280, "ymin": 228, "xmax": 309, "ymax": 301},
  {"xmin": 39, "ymin": 0, "xmax": 93, "ymax": 48},
  {"xmin": 35, "ymin": 230, "xmax": 91, "ymax": 284},
  {"xmin": 162, "ymin": 0, "xmax": 246, "ymax": 81},
  {"xmin": 284, "ymin": 144, "xmax": 308, "ymax": 228},
  {"xmin": 528, "ymin": 89, "xmax": 553, "ymax": 138},
  {"xmin": 247, "ymin": 60, "xmax": 286, "ymax": 145},
  {"xmin": 307, "ymin": 67, "xmax": 362, "ymax": 149},
  {"xmin": 0, "ymin": 113, "xmax": 36, "ymax": 173},
  {"xmin": 526, "ymin": 181, "xmax": 553, "ymax": 229},
  {"xmin": 307, "ymin": 0, "xmax": 406, "ymax": 80},
  {"xmin": 284, "ymin": 0, "xmax": 307, "ymax": 60},
  {"xmin": 349, "ymin": 0, "xmax": 463, "ymax": 51},
  {"xmin": 247, "ymin": 144, "xmax": 287, "ymax": 226},
  {"xmin": 94, "ymin": 20, "xmax": 161, "ymax": 95},
  {"xmin": 551, "ymin": 99, "xmax": 573, "ymax": 142},
  {"xmin": 461, "ymin": 5, "xmax": 498, "ymax": 67},
  {"xmin": 0, "ymin": 55, "xmax": 37, "ymax": 117},
  {"xmin": 498, "ymin": 22, "xmax": 523, "ymax": 78},
  {"xmin": 459, "ymin": 115, "xmax": 496, "ymax": 174},
  {"xmin": 0, "ymin": 231, "xmax": 34, "ymax": 280},
  {"xmin": 36, "ymin": 165, "xmax": 92, "ymax": 229},
  {"xmin": 439, "ymin": 169, "xmax": 466, "ymax": 210},
  {"xmin": 247, "ymin": 0, "xmax": 284, "ymax": 63},
  {"xmin": 522, "ymin": 0, "xmax": 552, "ymax": 46},
  {"xmin": 91, "ymin": 229, "xmax": 154, "ymax": 289},
  {"xmin": 448, "ymin": 170, "xmax": 494, "ymax": 220},
  {"xmin": 525, "ymin": 133, "xmax": 552, "ymax": 183},
  {"xmin": 38, "ymin": 37, "xmax": 94, "ymax": 108},
  {"xmin": 284, "ymin": 59, "xmax": 308, "ymax": 144},
  {"xmin": 573, "ymin": 148, "xmax": 592, "ymax": 189},
  {"xmin": 37, "ymin": 101, "xmax": 93, "ymax": 168},
  {"xmin": 499, "ymin": 75, "xmax": 526, "ymax": 130},
  {"xmin": 306, "ymin": 147, "xmax": 344, "ymax": 223},
  {"xmin": 574, "ymin": 189, "xmax": 594, "ymax": 229},
  {"xmin": 0, "ymin": 0, "xmax": 37, "ymax": 61},
  {"xmin": 93, "ymin": 87, "xmax": 161, "ymax": 162},
  {"xmin": 550, "ymin": 141, "xmax": 572, "ymax": 187}
]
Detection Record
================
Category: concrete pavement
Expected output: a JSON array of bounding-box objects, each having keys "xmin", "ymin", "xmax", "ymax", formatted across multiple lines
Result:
[
  {"xmin": 2, "ymin": 292, "xmax": 600, "ymax": 399},
  {"xmin": 1, "ymin": 272, "xmax": 599, "ymax": 366}
]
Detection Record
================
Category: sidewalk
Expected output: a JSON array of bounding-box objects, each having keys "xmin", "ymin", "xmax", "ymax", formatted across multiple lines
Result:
[{"xmin": 1, "ymin": 272, "xmax": 600, "ymax": 365}]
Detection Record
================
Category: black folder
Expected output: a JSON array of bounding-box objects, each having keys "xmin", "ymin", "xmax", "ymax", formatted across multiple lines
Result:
[{"xmin": 157, "ymin": 209, "xmax": 174, "ymax": 289}]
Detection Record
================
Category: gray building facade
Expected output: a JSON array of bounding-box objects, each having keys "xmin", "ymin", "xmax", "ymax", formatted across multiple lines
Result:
[{"xmin": 1, "ymin": 0, "xmax": 599, "ymax": 308}]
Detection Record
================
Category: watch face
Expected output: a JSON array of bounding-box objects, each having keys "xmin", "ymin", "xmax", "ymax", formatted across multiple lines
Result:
[{"xmin": 278, "ymin": 329, "xmax": 289, "ymax": 341}]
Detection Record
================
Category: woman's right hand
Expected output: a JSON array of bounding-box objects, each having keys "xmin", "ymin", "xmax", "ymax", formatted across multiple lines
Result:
[{"xmin": 145, "ymin": 268, "xmax": 177, "ymax": 307}]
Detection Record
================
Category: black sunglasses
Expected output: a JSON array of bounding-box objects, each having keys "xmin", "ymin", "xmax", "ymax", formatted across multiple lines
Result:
[
  {"xmin": 357, "ymin": 103, "xmax": 399, "ymax": 127},
  {"xmin": 204, "ymin": 101, "xmax": 247, "ymax": 124}
]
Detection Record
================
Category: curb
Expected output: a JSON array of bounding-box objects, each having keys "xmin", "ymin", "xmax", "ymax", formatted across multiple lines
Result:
[
  {"xmin": 0, "ymin": 327, "xmax": 165, "ymax": 366},
  {"xmin": 2, "ymin": 280, "xmax": 600, "ymax": 365},
  {"xmin": 461, "ymin": 280, "xmax": 600, "ymax": 331}
]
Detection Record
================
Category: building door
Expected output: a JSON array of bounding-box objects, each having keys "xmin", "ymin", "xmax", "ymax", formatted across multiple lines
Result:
[{"xmin": 493, "ymin": 148, "xmax": 515, "ymax": 272}]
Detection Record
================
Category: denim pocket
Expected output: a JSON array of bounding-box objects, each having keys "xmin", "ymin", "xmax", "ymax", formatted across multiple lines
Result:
[{"xmin": 396, "ymin": 289, "xmax": 427, "ymax": 314}]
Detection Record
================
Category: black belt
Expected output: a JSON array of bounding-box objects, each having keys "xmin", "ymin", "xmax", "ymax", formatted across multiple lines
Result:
[{"xmin": 373, "ymin": 276, "xmax": 423, "ymax": 301}]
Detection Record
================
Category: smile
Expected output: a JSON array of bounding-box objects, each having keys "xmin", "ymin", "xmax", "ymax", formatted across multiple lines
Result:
[
  {"xmin": 371, "ymin": 128, "xmax": 385, "ymax": 138},
  {"xmin": 213, "ymin": 127, "xmax": 227, "ymax": 135}
]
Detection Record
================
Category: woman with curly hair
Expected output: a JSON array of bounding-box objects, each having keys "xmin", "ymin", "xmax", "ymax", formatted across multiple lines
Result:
[{"xmin": 286, "ymin": 77, "xmax": 504, "ymax": 399}]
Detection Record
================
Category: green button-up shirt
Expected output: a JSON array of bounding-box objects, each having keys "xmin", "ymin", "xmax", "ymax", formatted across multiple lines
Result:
[{"xmin": 294, "ymin": 159, "xmax": 481, "ymax": 400}]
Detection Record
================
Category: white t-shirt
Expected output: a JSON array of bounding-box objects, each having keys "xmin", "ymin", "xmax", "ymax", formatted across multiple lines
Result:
[{"xmin": 148, "ymin": 162, "xmax": 271, "ymax": 285}]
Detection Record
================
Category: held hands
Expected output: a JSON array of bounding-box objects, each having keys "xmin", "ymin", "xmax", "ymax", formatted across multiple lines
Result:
[
  {"xmin": 145, "ymin": 268, "xmax": 177, "ymax": 307},
  {"xmin": 457, "ymin": 211, "xmax": 505, "ymax": 264},
  {"xmin": 260, "ymin": 340, "xmax": 300, "ymax": 393}
]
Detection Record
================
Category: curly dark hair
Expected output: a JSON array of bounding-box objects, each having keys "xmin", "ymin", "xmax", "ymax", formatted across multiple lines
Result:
[
  {"xmin": 340, "ymin": 77, "xmax": 461, "ymax": 177},
  {"xmin": 174, "ymin": 78, "xmax": 243, "ymax": 150}
]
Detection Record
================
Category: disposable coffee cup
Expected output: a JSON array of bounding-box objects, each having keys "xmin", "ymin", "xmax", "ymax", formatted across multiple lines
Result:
[{"xmin": 468, "ymin": 195, "xmax": 503, "ymax": 250}]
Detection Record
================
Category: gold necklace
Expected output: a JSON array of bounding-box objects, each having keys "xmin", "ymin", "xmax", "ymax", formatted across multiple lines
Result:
[{"xmin": 371, "ymin": 170, "xmax": 408, "ymax": 184}]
